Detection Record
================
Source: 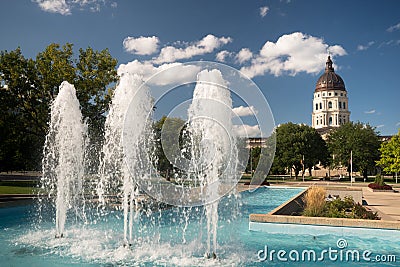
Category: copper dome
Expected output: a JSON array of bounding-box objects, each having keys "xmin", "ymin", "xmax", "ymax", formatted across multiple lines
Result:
[{"xmin": 315, "ymin": 56, "xmax": 346, "ymax": 92}]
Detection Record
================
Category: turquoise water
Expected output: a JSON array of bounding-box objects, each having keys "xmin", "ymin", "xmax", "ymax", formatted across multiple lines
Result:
[{"xmin": 1, "ymin": 187, "xmax": 399, "ymax": 266}]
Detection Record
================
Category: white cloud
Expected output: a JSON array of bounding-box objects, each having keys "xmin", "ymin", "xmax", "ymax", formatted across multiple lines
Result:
[
  {"xmin": 396, "ymin": 122, "xmax": 400, "ymax": 126},
  {"xmin": 35, "ymin": 0, "xmax": 109, "ymax": 15},
  {"xmin": 378, "ymin": 39, "xmax": 400, "ymax": 48},
  {"xmin": 153, "ymin": 34, "xmax": 232, "ymax": 64},
  {"xmin": 123, "ymin": 36, "xmax": 160, "ymax": 55},
  {"xmin": 236, "ymin": 48, "xmax": 253, "ymax": 64},
  {"xmin": 259, "ymin": 6, "xmax": 269, "ymax": 17},
  {"xmin": 232, "ymin": 106, "xmax": 258, "ymax": 117},
  {"xmin": 387, "ymin": 22, "xmax": 400, "ymax": 32},
  {"xmin": 35, "ymin": 0, "xmax": 70, "ymax": 15},
  {"xmin": 233, "ymin": 124, "xmax": 261, "ymax": 137},
  {"xmin": 357, "ymin": 41, "xmax": 375, "ymax": 51},
  {"xmin": 239, "ymin": 32, "xmax": 347, "ymax": 78},
  {"xmin": 215, "ymin": 50, "xmax": 232, "ymax": 62},
  {"xmin": 117, "ymin": 60, "xmax": 201, "ymax": 86},
  {"xmin": 364, "ymin": 109, "xmax": 376, "ymax": 114},
  {"xmin": 376, "ymin": 124, "xmax": 385, "ymax": 129}
]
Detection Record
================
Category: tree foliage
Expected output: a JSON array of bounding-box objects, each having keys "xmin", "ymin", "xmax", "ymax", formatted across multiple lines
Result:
[
  {"xmin": 246, "ymin": 146, "xmax": 261, "ymax": 174},
  {"xmin": 272, "ymin": 123, "xmax": 329, "ymax": 178},
  {"xmin": 0, "ymin": 44, "xmax": 118, "ymax": 171},
  {"xmin": 376, "ymin": 130, "xmax": 400, "ymax": 174},
  {"xmin": 327, "ymin": 122, "xmax": 381, "ymax": 178},
  {"xmin": 153, "ymin": 116, "xmax": 188, "ymax": 179}
]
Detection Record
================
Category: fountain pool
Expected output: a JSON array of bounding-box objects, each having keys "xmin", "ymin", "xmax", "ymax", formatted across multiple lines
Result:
[{"xmin": 1, "ymin": 187, "xmax": 399, "ymax": 266}]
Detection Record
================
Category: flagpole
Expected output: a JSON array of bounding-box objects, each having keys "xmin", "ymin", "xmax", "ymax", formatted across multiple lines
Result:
[{"xmin": 350, "ymin": 150, "xmax": 353, "ymax": 186}]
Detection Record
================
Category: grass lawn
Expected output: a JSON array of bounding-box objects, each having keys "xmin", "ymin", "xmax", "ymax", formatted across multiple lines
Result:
[{"xmin": 0, "ymin": 186, "xmax": 38, "ymax": 194}]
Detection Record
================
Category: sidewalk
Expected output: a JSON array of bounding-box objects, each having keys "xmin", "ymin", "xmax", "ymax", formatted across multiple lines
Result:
[{"xmin": 362, "ymin": 187, "xmax": 400, "ymax": 221}]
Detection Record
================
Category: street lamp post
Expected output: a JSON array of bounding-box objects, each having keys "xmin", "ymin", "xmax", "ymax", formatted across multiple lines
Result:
[{"xmin": 302, "ymin": 155, "xmax": 305, "ymax": 182}]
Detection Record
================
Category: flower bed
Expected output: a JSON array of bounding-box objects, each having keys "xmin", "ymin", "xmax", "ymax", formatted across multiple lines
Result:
[{"xmin": 368, "ymin": 183, "xmax": 393, "ymax": 190}]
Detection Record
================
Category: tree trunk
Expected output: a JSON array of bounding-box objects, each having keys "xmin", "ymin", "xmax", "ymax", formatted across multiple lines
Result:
[
  {"xmin": 308, "ymin": 166, "xmax": 313, "ymax": 177},
  {"xmin": 294, "ymin": 169, "xmax": 299, "ymax": 179}
]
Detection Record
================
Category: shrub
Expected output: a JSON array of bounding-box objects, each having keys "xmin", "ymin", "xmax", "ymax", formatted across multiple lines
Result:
[
  {"xmin": 303, "ymin": 194, "xmax": 380, "ymax": 220},
  {"xmin": 368, "ymin": 174, "xmax": 392, "ymax": 190},
  {"xmin": 302, "ymin": 186, "xmax": 326, "ymax": 217}
]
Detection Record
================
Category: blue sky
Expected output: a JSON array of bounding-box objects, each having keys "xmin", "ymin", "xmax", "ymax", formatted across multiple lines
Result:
[{"xmin": 1, "ymin": 0, "xmax": 399, "ymax": 135}]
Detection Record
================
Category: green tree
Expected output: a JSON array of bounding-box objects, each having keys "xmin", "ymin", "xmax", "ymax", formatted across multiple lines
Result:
[
  {"xmin": 327, "ymin": 122, "xmax": 381, "ymax": 179},
  {"xmin": 0, "ymin": 44, "xmax": 118, "ymax": 171},
  {"xmin": 0, "ymin": 48, "xmax": 44, "ymax": 171},
  {"xmin": 376, "ymin": 130, "xmax": 400, "ymax": 182},
  {"xmin": 153, "ymin": 116, "xmax": 188, "ymax": 179},
  {"xmin": 246, "ymin": 146, "xmax": 261, "ymax": 174},
  {"xmin": 273, "ymin": 123, "xmax": 329, "ymax": 179}
]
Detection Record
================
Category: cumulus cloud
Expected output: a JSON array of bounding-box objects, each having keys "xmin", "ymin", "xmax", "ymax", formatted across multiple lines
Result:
[
  {"xmin": 239, "ymin": 32, "xmax": 347, "ymax": 78},
  {"xmin": 357, "ymin": 41, "xmax": 375, "ymax": 51},
  {"xmin": 232, "ymin": 106, "xmax": 258, "ymax": 117},
  {"xmin": 123, "ymin": 36, "xmax": 160, "ymax": 55},
  {"xmin": 35, "ymin": 0, "xmax": 70, "ymax": 15},
  {"xmin": 117, "ymin": 60, "xmax": 201, "ymax": 86},
  {"xmin": 215, "ymin": 50, "xmax": 232, "ymax": 62},
  {"xmin": 236, "ymin": 48, "xmax": 253, "ymax": 64},
  {"xmin": 259, "ymin": 6, "xmax": 269, "ymax": 17},
  {"xmin": 387, "ymin": 22, "xmax": 400, "ymax": 32},
  {"xmin": 233, "ymin": 124, "xmax": 261, "ymax": 137},
  {"xmin": 364, "ymin": 109, "xmax": 376, "ymax": 114},
  {"xmin": 153, "ymin": 34, "xmax": 232, "ymax": 64},
  {"xmin": 35, "ymin": 0, "xmax": 110, "ymax": 15}
]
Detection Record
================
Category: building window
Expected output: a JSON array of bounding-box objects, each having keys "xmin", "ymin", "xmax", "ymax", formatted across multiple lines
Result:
[
  {"xmin": 316, "ymin": 119, "xmax": 319, "ymax": 125},
  {"xmin": 343, "ymin": 102, "xmax": 346, "ymax": 109},
  {"xmin": 335, "ymin": 92, "xmax": 338, "ymax": 96},
  {"xmin": 319, "ymin": 103, "xmax": 322, "ymax": 109},
  {"xmin": 341, "ymin": 93, "xmax": 343, "ymax": 96},
  {"xmin": 329, "ymin": 92, "xmax": 331, "ymax": 96},
  {"xmin": 328, "ymin": 101, "xmax": 332, "ymax": 108},
  {"xmin": 323, "ymin": 93, "xmax": 325, "ymax": 96},
  {"xmin": 318, "ymin": 94, "xmax": 320, "ymax": 97},
  {"xmin": 339, "ymin": 118, "xmax": 342, "ymax": 125},
  {"xmin": 315, "ymin": 103, "xmax": 318, "ymax": 110},
  {"xmin": 339, "ymin": 102, "xmax": 342, "ymax": 109},
  {"xmin": 320, "ymin": 119, "xmax": 323, "ymax": 125},
  {"xmin": 329, "ymin": 117, "xmax": 333, "ymax": 125}
]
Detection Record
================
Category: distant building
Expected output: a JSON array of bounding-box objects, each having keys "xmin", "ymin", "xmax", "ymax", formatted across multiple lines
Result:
[
  {"xmin": 312, "ymin": 56, "xmax": 350, "ymax": 136},
  {"xmin": 379, "ymin": 135, "xmax": 393, "ymax": 142},
  {"xmin": 246, "ymin": 137, "xmax": 268, "ymax": 148}
]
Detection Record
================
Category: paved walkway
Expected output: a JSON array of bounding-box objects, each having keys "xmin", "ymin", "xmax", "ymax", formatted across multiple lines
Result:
[{"xmin": 362, "ymin": 187, "xmax": 400, "ymax": 221}]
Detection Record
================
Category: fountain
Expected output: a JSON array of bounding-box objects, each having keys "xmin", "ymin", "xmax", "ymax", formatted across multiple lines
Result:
[
  {"xmin": 39, "ymin": 66, "xmax": 240, "ymax": 257},
  {"xmin": 41, "ymin": 81, "xmax": 88, "ymax": 238},
  {"xmin": 187, "ymin": 69, "xmax": 238, "ymax": 258},
  {"xmin": 10, "ymin": 62, "xmax": 280, "ymax": 266},
  {"xmin": 97, "ymin": 72, "xmax": 153, "ymax": 246}
]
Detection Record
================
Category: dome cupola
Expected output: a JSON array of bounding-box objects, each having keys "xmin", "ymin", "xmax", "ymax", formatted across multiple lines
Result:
[{"xmin": 315, "ymin": 56, "xmax": 346, "ymax": 92}]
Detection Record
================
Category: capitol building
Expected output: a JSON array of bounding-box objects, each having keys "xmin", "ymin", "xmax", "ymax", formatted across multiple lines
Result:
[{"xmin": 312, "ymin": 56, "xmax": 350, "ymax": 135}]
